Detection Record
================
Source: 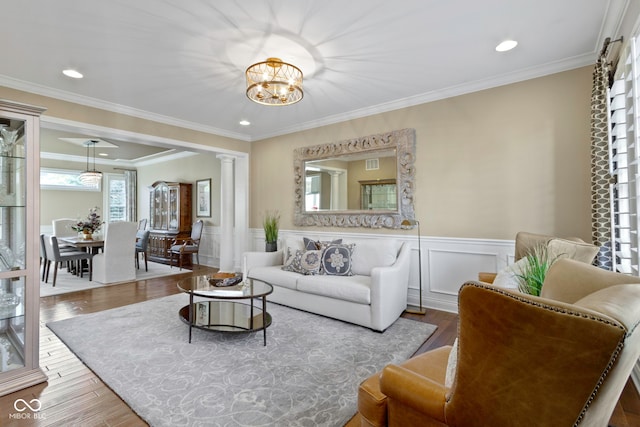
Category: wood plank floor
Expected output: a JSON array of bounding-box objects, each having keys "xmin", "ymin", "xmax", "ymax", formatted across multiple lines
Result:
[{"xmin": 0, "ymin": 266, "xmax": 637, "ymax": 426}]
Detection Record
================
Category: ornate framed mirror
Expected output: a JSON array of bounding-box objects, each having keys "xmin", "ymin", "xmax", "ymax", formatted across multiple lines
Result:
[{"xmin": 293, "ymin": 128, "xmax": 416, "ymax": 228}]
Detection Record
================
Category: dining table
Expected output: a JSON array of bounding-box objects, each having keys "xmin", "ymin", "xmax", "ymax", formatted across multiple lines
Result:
[{"xmin": 58, "ymin": 236, "xmax": 105, "ymax": 253}]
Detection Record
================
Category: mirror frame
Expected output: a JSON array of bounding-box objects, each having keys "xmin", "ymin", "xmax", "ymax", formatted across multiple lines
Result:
[{"xmin": 293, "ymin": 128, "xmax": 416, "ymax": 229}]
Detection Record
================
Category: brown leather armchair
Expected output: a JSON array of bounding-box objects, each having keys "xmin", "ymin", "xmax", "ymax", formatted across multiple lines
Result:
[{"xmin": 356, "ymin": 259, "xmax": 640, "ymax": 426}]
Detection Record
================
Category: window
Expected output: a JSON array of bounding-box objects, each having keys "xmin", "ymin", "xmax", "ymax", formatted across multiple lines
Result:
[
  {"xmin": 610, "ymin": 33, "xmax": 640, "ymax": 274},
  {"xmin": 40, "ymin": 167, "xmax": 101, "ymax": 191},
  {"xmin": 305, "ymin": 175, "xmax": 320, "ymax": 210},
  {"xmin": 103, "ymin": 173, "xmax": 127, "ymax": 223}
]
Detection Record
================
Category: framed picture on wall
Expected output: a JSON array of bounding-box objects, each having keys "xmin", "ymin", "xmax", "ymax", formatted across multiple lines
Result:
[{"xmin": 196, "ymin": 179, "xmax": 211, "ymax": 217}]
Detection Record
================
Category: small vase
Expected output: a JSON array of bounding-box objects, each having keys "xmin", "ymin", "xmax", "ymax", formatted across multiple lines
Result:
[
  {"xmin": 82, "ymin": 232, "xmax": 93, "ymax": 240},
  {"xmin": 265, "ymin": 241, "xmax": 277, "ymax": 252}
]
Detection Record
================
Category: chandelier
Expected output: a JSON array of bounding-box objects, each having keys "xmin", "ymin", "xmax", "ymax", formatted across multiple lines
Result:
[
  {"xmin": 78, "ymin": 140, "xmax": 102, "ymax": 186},
  {"xmin": 246, "ymin": 57, "xmax": 303, "ymax": 106}
]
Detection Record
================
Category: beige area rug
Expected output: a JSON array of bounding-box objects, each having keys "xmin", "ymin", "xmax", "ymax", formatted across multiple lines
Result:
[{"xmin": 40, "ymin": 261, "xmax": 186, "ymax": 297}]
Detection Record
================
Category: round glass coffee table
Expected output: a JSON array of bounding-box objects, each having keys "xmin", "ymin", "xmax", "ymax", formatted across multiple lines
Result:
[{"xmin": 177, "ymin": 275, "xmax": 273, "ymax": 346}]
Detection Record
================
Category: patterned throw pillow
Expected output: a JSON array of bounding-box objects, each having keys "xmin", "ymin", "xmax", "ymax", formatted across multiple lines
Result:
[
  {"xmin": 303, "ymin": 237, "xmax": 319, "ymax": 250},
  {"xmin": 321, "ymin": 243, "xmax": 355, "ymax": 276},
  {"xmin": 281, "ymin": 249, "xmax": 322, "ymax": 275},
  {"xmin": 303, "ymin": 237, "xmax": 343, "ymax": 250}
]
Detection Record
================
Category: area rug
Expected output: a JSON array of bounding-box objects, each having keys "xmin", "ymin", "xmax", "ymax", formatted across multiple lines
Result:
[
  {"xmin": 47, "ymin": 294, "xmax": 436, "ymax": 426},
  {"xmin": 40, "ymin": 261, "xmax": 185, "ymax": 297}
]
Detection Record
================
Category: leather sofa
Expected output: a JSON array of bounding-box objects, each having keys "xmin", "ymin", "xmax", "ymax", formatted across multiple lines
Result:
[
  {"xmin": 355, "ymin": 258, "xmax": 640, "ymax": 426},
  {"xmin": 244, "ymin": 237, "xmax": 411, "ymax": 332}
]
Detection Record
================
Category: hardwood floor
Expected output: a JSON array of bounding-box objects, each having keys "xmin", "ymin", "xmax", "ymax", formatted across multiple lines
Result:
[{"xmin": 0, "ymin": 267, "xmax": 638, "ymax": 426}]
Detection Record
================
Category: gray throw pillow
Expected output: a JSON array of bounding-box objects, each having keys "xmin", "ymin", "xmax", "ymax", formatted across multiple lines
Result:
[{"xmin": 321, "ymin": 243, "xmax": 355, "ymax": 276}]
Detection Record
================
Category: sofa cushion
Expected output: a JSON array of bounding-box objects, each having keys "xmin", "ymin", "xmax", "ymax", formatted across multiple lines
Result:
[
  {"xmin": 322, "ymin": 243, "xmax": 355, "ymax": 276},
  {"xmin": 296, "ymin": 274, "xmax": 371, "ymax": 304},
  {"xmin": 351, "ymin": 240, "xmax": 398, "ymax": 276},
  {"xmin": 303, "ymin": 237, "xmax": 343, "ymax": 250},
  {"xmin": 249, "ymin": 266, "xmax": 299, "ymax": 290},
  {"xmin": 282, "ymin": 249, "xmax": 322, "ymax": 275}
]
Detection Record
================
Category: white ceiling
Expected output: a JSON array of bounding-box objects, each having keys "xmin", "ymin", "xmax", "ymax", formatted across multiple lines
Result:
[{"xmin": 0, "ymin": 0, "xmax": 628, "ymax": 149}]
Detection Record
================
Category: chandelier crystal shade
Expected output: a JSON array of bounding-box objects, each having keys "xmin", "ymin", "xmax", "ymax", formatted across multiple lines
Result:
[
  {"xmin": 78, "ymin": 140, "xmax": 102, "ymax": 186},
  {"xmin": 246, "ymin": 57, "xmax": 303, "ymax": 106}
]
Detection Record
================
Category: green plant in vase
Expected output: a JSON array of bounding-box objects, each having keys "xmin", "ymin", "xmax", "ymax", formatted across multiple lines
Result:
[
  {"xmin": 262, "ymin": 210, "xmax": 280, "ymax": 252},
  {"xmin": 514, "ymin": 244, "xmax": 559, "ymax": 296}
]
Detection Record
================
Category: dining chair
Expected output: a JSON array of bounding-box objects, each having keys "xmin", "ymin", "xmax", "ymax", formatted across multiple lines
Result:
[
  {"xmin": 39, "ymin": 234, "xmax": 48, "ymax": 281},
  {"xmin": 52, "ymin": 218, "xmax": 80, "ymax": 252},
  {"xmin": 135, "ymin": 229, "xmax": 151, "ymax": 271},
  {"xmin": 169, "ymin": 220, "xmax": 204, "ymax": 270},
  {"xmin": 138, "ymin": 218, "xmax": 148, "ymax": 230},
  {"xmin": 93, "ymin": 222, "xmax": 137, "ymax": 284},
  {"xmin": 43, "ymin": 235, "xmax": 94, "ymax": 286}
]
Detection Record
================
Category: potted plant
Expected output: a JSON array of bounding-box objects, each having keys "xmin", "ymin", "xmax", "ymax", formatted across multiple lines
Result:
[
  {"xmin": 70, "ymin": 206, "xmax": 104, "ymax": 240},
  {"xmin": 514, "ymin": 243, "xmax": 559, "ymax": 296},
  {"xmin": 262, "ymin": 210, "xmax": 280, "ymax": 252}
]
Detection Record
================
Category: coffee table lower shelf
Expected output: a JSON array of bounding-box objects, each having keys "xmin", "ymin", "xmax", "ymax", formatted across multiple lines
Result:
[{"xmin": 179, "ymin": 301, "xmax": 272, "ymax": 345}]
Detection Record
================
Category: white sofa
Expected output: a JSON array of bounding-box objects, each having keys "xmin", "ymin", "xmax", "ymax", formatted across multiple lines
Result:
[{"xmin": 244, "ymin": 237, "xmax": 412, "ymax": 332}]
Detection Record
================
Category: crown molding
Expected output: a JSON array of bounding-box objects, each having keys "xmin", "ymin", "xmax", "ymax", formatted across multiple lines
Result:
[
  {"xmin": 0, "ymin": 75, "xmax": 252, "ymax": 141},
  {"xmin": 40, "ymin": 149, "xmax": 197, "ymax": 168},
  {"xmin": 249, "ymin": 52, "xmax": 597, "ymax": 141},
  {"xmin": 0, "ymin": 51, "xmax": 600, "ymax": 143}
]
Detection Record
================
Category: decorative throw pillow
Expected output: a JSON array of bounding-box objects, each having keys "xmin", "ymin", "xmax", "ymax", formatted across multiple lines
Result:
[
  {"xmin": 547, "ymin": 238, "xmax": 599, "ymax": 264},
  {"xmin": 444, "ymin": 338, "xmax": 458, "ymax": 389},
  {"xmin": 300, "ymin": 250, "xmax": 323, "ymax": 275},
  {"xmin": 321, "ymin": 243, "xmax": 355, "ymax": 276},
  {"xmin": 303, "ymin": 237, "xmax": 318, "ymax": 251},
  {"xmin": 303, "ymin": 237, "xmax": 343, "ymax": 250},
  {"xmin": 281, "ymin": 249, "xmax": 322, "ymax": 275},
  {"xmin": 491, "ymin": 257, "xmax": 530, "ymax": 291}
]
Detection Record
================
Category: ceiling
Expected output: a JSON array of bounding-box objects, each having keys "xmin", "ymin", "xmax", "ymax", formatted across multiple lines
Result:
[{"xmin": 0, "ymin": 0, "xmax": 628, "ymax": 157}]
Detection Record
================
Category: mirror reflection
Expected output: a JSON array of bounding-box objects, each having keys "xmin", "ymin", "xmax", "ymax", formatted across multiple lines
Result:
[
  {"xmin": 293, "ymin": 128, "xmax": 416, "ymax": 229},
  {"xmin": 304, "ymin": 149, "xmax": 397, "ymax": 212}
]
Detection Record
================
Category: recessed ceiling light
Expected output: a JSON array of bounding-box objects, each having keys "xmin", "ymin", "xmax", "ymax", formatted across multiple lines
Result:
[
  {"xmin": 98, "ymin": 152, "xmax": 108, "ymax": 157},
  {"xmin": 495, "ymin": 40, "xmax": 518, "ymax": 52},
  {"xmin": 239, "ymin": 120, "xmax": 251, "ymax": 126},
  {"xmin": 62, "ymin": 69, "xmax": 83, "ymax": 79}
]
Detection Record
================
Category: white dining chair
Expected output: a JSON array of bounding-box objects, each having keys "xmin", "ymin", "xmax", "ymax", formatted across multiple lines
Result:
[{"xmin": 92, "ymin": 222, "xmax": 137, "ymax": 284}]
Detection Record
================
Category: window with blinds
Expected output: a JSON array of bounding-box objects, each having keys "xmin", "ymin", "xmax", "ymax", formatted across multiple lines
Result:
[{"xmin": 610, "ymin": 35, "xmax": 640, "ymax": 275}]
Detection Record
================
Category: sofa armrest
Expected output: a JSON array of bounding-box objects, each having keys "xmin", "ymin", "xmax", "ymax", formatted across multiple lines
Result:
[
  {"xmin": 380, "ymin": 364, "xmax": 447, "ymax": 422},
  {"xmin": 478, "ymin": 272, "xmax": 496, "ymax": 284},
  {"xmin": 243, "ymin": 250, "xmax": 285, "ymax": 275},
  {"xmin": 369, "ymin": 242, "xmax": 411, "ymax": 330}
]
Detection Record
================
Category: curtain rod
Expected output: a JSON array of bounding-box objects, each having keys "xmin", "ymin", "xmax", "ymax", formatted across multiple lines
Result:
[{"xmin": 600, "ymin": 36, "xmax": 623, "ymax": 58}]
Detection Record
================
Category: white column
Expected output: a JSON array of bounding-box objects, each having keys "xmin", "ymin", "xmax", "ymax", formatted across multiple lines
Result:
[
  {"xmin": 330, "ymin": 171, "xmax": 343, "ymax": 210},
  {"xmin": 217, "ymin": 154, "xmax": 235, "ymax": 272}
]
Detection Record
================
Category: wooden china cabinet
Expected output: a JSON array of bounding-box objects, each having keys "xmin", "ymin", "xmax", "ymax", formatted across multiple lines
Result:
[
  {"xmin": 0, "ymin": 100, "xmax": 47, "ymax": 396},
  {"xmin": 148, "ymin": 181, "xmax": 193, "ymax": 265}
]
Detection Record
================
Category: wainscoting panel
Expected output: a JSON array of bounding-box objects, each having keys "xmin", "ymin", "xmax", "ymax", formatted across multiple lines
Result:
[
  {"xmin": 198, "ymin": 225, "xmax": 220, "ymax": 269},
  {"xmin": 428, "ymin": 249, "xmax": 500, "ymax": 295}
]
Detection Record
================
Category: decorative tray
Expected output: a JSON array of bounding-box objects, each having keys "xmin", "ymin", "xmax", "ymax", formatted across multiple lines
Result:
[{"xmin": 208, "ymin": 273, "xmax": 243, "ymax": 287}]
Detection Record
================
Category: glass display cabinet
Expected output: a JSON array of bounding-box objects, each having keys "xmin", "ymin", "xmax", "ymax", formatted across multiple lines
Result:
[
  {"xmin": 148, "ymin": 181, "xmax": 192, "ymax": 264},
  {"xmin": 0, "ymin": 100, "xmax": 47, "ymax": 396},
  {"xmin": 360, "ymin": 179, "xmax": 397, "ymax": 210}
]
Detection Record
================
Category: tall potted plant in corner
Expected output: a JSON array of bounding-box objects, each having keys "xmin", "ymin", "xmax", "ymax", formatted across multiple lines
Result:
[{"xmin": 263, "ymin": 210, "xmax": 280, "ymax": 252}]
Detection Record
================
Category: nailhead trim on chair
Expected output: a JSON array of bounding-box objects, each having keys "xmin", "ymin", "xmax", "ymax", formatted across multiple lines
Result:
[{"xmin": 459, "ymin": 282, "xmax": 627, "ymax": 426}]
